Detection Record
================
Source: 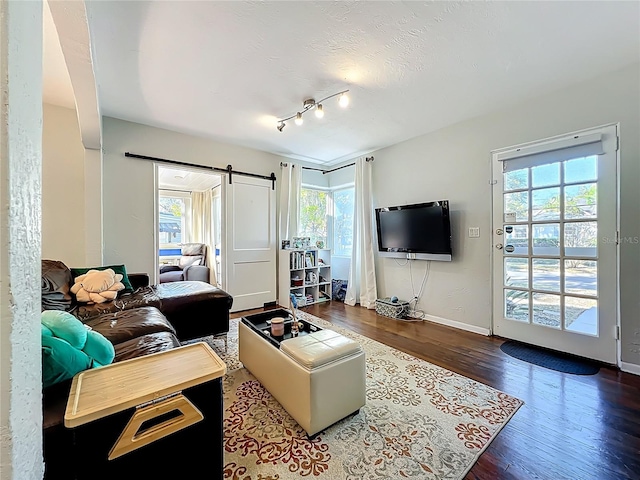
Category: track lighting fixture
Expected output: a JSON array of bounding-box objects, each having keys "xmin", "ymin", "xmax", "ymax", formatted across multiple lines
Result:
[{"xmin": 276, "ymin": 89, "xmax": 349, "ymax": 132}]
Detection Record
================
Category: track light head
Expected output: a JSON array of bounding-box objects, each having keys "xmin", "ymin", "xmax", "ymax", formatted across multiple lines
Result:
[{"xmin": 275, "ymin": 89, "xmax": 349, "ymax": 132}]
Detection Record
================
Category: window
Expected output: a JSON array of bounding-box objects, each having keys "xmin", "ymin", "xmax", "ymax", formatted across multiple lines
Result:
[
  {"xmin": 299, "ymin": 188, "xmax": 328, "ymax": 246},
  {"xmin": 158, "ymin": 191, "xmax": 191, "ymax": 265},
  {"xmin": 159, "ymin": 194, "xmax": 188, "ymax": 246},
  {"xmin": 333, "ymin": 187, "xmax": 354, "ymax": 256},
  {"xmin": 299, "ymin": 186, "xmax": 354, "ymax": 257}
]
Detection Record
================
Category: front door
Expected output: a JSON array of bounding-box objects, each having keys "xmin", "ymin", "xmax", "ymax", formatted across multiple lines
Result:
[
  {"xmin": 224, "ymin": 175, "xmax": 276, "ymax": 312},
  {"xmin": 491, "ymin": 125, "xmax": 618, "ymax": 364}
]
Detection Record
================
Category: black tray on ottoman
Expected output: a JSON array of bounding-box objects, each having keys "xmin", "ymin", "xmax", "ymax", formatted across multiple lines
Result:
[{"xmin": 241, "ymin": 308, "xmax": 323, "ymax": 348}]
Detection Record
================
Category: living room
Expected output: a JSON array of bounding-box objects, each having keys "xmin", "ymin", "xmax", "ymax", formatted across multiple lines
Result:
[{"xmin": 3, "ymin": 1, "xmax": 640, "ymax": 479}]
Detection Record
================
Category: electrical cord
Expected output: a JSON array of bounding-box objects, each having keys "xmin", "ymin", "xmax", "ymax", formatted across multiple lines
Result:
[
  {"xmin": 393, "ymin": 257, "xmax": 409, "ymax": 267},
  {"xmin": 406, "ymin": 260, "xmax": 430, "ymax": 320}
]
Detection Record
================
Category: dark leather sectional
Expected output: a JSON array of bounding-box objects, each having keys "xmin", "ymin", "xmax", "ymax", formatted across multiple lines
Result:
[{"xmin": 41, "ymin": 259, "xmax": 233, "ymax": 478}]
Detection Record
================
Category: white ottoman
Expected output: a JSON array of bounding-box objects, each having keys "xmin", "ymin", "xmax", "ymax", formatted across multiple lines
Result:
[{"xmin": 239, "ymin": 322, "xmax": 366, "ymax": 437}]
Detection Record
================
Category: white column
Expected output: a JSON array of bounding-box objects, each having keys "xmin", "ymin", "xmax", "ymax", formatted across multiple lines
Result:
[
  {"xmin": 0, "ymin": 1, "xmax": 44, "ymax": 479},
  {"xmin": 84, "ymin": 147, "xmax": 103, "ymax": 265}
]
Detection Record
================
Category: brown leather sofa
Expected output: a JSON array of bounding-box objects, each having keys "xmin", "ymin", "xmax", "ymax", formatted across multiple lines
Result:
[{"xmin": 41, "ymin": 259, "xmax": 233, "ymax": 479}]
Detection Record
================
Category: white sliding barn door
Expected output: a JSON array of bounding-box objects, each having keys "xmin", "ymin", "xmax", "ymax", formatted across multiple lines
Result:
[{"xmin": 224, "ymin": 175, "xmax": 276, "ymax": 312}]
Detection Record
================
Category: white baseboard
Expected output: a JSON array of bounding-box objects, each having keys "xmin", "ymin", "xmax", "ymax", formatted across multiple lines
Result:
[
  {"xmin": 620, "ymin": 362, "xmax": 640, "ymax": 376},
  {"xmin": 418, "ymin": 313, "xmax": 491, "ymax": 336}
]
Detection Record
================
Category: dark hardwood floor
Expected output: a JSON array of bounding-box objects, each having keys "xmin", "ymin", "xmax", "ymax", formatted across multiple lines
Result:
[{"xmin": 231, "ymin": 302, "xmax": 640, "ymax": 480}]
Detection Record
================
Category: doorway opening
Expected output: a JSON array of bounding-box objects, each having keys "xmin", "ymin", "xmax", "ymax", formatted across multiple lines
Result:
[{"xmin": 156, "ymin": 165, "xmax": 223, "ymax": 287}]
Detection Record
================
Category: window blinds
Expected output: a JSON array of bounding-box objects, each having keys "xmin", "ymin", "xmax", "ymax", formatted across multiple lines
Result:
[{"xmin": 497, "ymin": 132, "xmax": 603, "ymax": 172}]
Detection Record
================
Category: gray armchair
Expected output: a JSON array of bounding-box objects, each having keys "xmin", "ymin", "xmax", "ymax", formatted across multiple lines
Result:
[{"xmin": 159, "ymin": 243, "xmax": 210, "ymax": 283}]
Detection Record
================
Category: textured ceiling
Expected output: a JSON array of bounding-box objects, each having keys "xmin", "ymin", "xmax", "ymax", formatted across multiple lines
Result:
[
  {"xmin": 158, "ymin": 165, "xmax": 222, "ymax": 192},
  {"xmin": 85, "ymin": 1, "xmax": 640, "ymax": 165}
]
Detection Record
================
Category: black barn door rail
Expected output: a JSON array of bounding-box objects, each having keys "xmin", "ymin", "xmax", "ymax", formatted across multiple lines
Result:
[{"xmin": 124, "ymin": 152, "xmax": 277, "ymax": 189}]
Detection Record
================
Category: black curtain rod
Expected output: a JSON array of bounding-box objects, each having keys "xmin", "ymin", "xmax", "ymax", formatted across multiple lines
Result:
[
  {"xmin": 124, "ymin": 152, "xmax": 277, "ymax": 189},
  {"xmin": 281, "ymin": 156, "xmax": 374, "ymax": 175}
]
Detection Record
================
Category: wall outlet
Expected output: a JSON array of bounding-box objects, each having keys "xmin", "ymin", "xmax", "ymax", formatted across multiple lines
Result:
[{"xmin": 468, "ymin": 227, "xmax": 480, "ymax": 238}]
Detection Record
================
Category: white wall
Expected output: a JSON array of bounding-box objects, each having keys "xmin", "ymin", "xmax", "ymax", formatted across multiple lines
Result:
[
  {"xmin": 102, "ymin": 117, "xmax": 285, "ymax": 282},
  {"xmin": 301, "ymin": 167, "xmax": 328, "ymax": 188},
  {"xmin": 328, "ymin": 164, "xmax": 355, "ymax": 189},
  {"xmin": 370, "ymin": 63, "xmax": 640, "ymax": 366},
  {"xmin": 42, "ymin": 103, "xmax": 87, "ymax": 267},
  {"xmin": 0, "ymin": 1, "xmax": 44, "ymax": 478}
]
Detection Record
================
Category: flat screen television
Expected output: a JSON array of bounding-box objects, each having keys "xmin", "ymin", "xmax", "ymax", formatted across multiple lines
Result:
[{"xmin": 374, "ymin": 200, "xmax": 452, "ymax": 261}]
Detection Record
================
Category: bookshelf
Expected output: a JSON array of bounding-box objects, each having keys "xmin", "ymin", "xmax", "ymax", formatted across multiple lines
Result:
[{"xmin": 278, "ymin": 248, "xmax": 332, "ymax": 307}]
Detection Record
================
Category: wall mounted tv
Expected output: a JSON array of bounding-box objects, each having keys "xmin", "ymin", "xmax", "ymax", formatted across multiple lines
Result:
[{"xmin": 374, "ymin": 200, "xmax": 452, "ymax": 262}]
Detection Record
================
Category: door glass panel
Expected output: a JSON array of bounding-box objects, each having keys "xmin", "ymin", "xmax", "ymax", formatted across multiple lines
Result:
[
  {"xmin": 565, "ymin": 222, "xmax": 597, "ymax": 257},
  {"xmin": 565, "ymin": 296, "xmax": 598, "ymax": 336},
  {"xmin": 565, "ymin": 260, "xmax": 597, "ymax": 296},
  {"xmin": 505, "ymin": 289, "xmax": 529, "ymax": 322},
  {"xmin": 499, "ymin": 145, "xmax": 607, "ymax": 341},
  {"xmin": 565, "ymin": 156, "xmax": 597, "ymax": 184},
  {"xmin": 504, "ymin": 191, "xmax": 528, "ymax": 222},
  {"xmin": 504, "ymin": 225, "xmax": 529, "ymax": 255},
  {"xmin": 565, "ymin": 183, "xmax": 597, "ymax": 220},
  {"xmin": 532, "ymin": 163, "xmax": 560, "ymax": 188},
  {"xmin": 532, "ymin": 187, "xmax": 560, "ymax": 221},
  {"xmin": 532, "ymin": 223, "xmax": 560, "ymax": 256},
  {"xmin": 532, "ymin": 259, "xmax": 560, "ymax": 292},
  {"xmin": 505, "ymin": 258, "xmax": 528, "ymax": 288},
  {"xmin": 532, "ymin": 293, "xmax": 561, "ymax": 328},
  {"xmin": 504, "ymin": 168, "xmax": 528, "ymax": 191}
]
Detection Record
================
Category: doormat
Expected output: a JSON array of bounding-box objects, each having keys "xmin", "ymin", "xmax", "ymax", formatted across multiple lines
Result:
[{"xmin": 500, "ymin": 340, "xmax": 600, "ymax": 375}]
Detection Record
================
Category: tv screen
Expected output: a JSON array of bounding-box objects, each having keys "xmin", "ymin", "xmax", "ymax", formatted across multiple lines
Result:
[{"xmin": 375, "ymin": 200, "xmax": 452, "ymax": 261}]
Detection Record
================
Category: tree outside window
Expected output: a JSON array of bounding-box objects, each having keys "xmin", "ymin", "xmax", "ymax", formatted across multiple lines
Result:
[
  {"xmin": 299, "ymin": 186, "xmax": 354, "ymax": 256},
  {"xmin": 299, "ymin": 188, "xmax": 328, "ymax": 246},
  {"xmin": 159, "ymin": 196, "xmax": 185, "ymax": 245}
]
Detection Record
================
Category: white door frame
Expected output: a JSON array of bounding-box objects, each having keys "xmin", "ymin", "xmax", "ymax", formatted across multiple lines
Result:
[
  {"xmin": 153, "ymin": 164, "xmax": 223, "ymax": 286},
  {"xmin": 490, "ymin": 124, "xmax": 620, "ymax": 365}
]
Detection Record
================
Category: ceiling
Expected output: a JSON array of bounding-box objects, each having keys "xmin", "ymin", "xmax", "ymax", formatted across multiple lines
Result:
[
  {"xmin": 158, "ymin": 165, "xmax": 222, "ymax": 192},
  {"xmin": 61, "ymin": 1, "xmax": 639, "ymax": 166}
]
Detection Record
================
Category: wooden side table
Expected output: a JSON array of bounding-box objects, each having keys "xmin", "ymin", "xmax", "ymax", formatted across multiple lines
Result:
[{"xmin": 63, "ymin": 342, "xmax": 226, "ymax": 479}]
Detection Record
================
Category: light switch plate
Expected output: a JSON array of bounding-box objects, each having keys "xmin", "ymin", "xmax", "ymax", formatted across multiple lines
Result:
[{"xmin": 468, "ymin": 227, "xmax": 480, "ymax": 238}]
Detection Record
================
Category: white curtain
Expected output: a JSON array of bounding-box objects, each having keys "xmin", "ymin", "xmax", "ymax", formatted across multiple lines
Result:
[
  {"xmin": 345, "ymin": 157, "xmax": 377, "ymax": 308},
  {"xmin": 191, "ymin": 189, "xmax": 218, "ymax": 285},
  {"xmin": 278, "ymin": 162, "xmax": 302, "ymax": 243}
]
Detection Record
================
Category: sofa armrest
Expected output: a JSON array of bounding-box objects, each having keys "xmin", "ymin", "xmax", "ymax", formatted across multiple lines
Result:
[
  {"xmin": 183, "ymin": 265, "xmax": 210, "ymax": 283},
  {"xmin": 128, "ymin": 273, "xmax": 150, "ymax": 290},
  {"xmin": 159, "ymin": 265, "xmax": 181, "ymax": 275}
]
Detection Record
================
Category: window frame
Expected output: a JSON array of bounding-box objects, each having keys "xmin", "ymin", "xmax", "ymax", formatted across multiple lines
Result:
[
  {"xmin": 330, "ymin": 184, "xmax": 355, "ymax": 258},
  {"xmin": 299, "ymin": 183, "xmax": 355, "ymax": 258},
  {"xmin": 158, "ymin": 190, "xmax": 192, "ymax": 250},
  {"xmin": 299, "ymin": 185, "xmax": 330, "ymax": 248}
]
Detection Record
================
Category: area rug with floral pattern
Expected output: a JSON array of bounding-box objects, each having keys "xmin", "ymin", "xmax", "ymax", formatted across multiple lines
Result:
[{"xmin": 201, "ymin": 311, "xmax": 523, "ymax": 480}]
